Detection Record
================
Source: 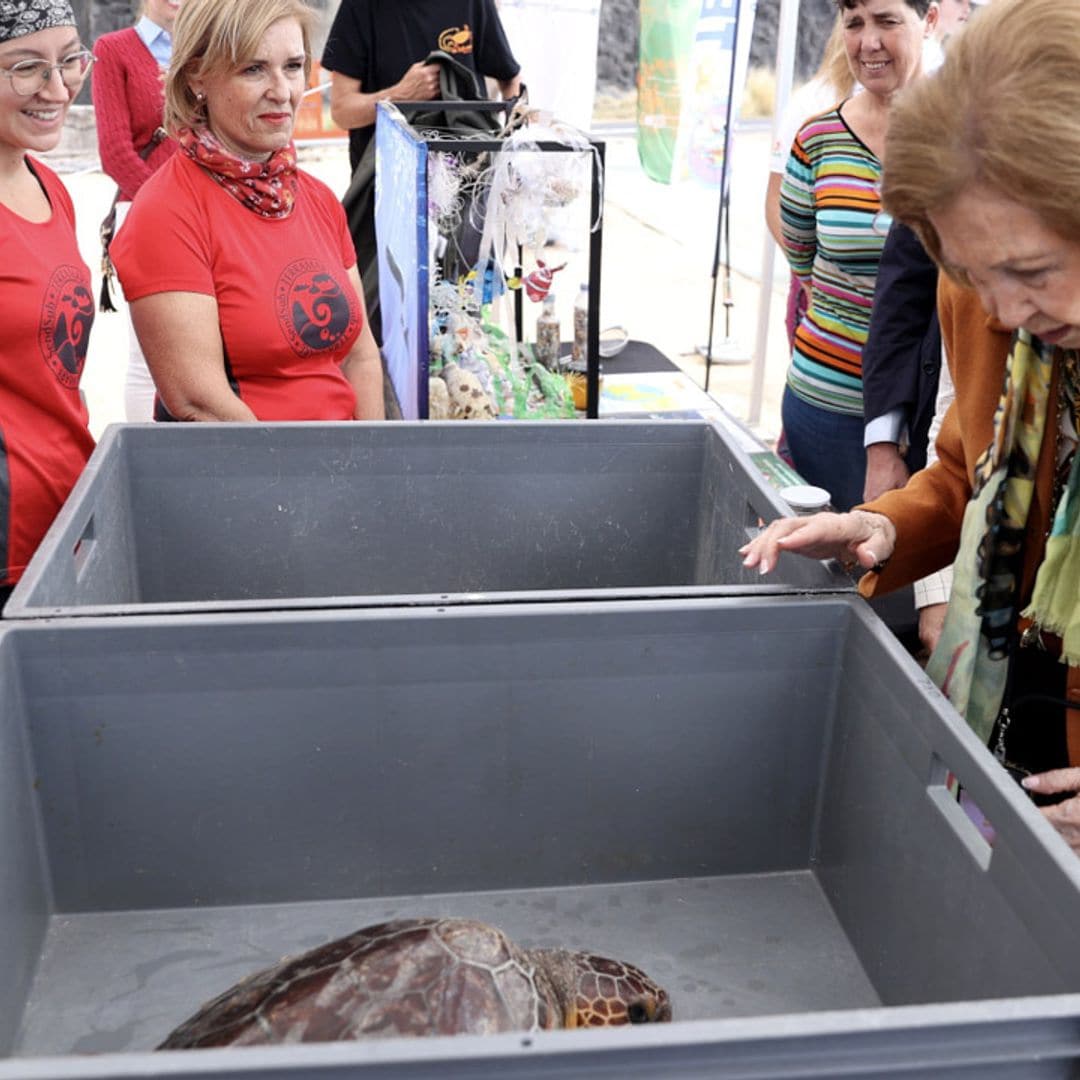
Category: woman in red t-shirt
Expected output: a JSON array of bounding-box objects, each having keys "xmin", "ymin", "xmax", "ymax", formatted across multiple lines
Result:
[
  {"xmin": 111, "ymin": 0, "xmax": 385, "ymax": 423},
  {"xmin": 0, "ymin": 1, "xmax": 96, "ymax": 599}
]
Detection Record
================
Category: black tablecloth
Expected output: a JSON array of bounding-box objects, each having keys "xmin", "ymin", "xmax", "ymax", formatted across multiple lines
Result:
[{"xmin": 601, "ymin": 340, "xmax": 678, "ymax": 375}]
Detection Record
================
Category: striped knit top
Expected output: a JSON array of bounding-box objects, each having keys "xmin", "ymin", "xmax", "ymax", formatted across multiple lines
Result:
[{"xmin": 780, "ymin": 105, "xmax": 890, "ymax": 416}]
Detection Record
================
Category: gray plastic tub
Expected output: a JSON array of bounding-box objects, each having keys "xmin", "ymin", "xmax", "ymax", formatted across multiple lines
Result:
[
  {"xmin": 5, "ymin": 421, "xmax": 848, "ymax": 618},
  {"xmin": 5, "ymin": 595, "xmax": 1080, "ymax": 1078}
]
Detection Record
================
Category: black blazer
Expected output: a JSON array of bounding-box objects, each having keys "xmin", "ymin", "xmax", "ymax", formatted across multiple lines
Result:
[{"xmin": 861, "ymin": 221, "xmax": 942, "ymax": 473}]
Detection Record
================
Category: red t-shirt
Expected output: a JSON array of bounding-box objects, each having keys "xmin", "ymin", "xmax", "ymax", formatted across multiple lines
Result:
[
  {"xmin": 0, "ymin": 160, "xmax": 95, "ymax": 585},
  {"xmin": 111, "ymin": 153, "xmax": 363, "ymax": 421}
]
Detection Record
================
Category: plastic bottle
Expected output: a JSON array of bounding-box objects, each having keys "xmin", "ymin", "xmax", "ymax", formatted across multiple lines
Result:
[
  {"xmin": 571, "ymin": 283, "xmax": 589, "ymax": 368},
  {"xmin": 535, "ymin": 294, "xmax": 561, "ymax": 369}
]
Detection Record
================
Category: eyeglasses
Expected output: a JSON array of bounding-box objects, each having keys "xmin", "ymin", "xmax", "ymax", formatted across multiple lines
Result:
[{"xmin": 0, "ymin": 50, "xmax": 95, "ymax": 97}]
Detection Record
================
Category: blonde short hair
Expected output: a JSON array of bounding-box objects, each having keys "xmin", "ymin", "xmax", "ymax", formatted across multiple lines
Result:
[
  {"xmin": 882, "ymin": 0, "xmax": 1080, "ymax": 269},
  {"xmin": 165, "ymin": 0, "xmax": 314, "ymax": 133}
]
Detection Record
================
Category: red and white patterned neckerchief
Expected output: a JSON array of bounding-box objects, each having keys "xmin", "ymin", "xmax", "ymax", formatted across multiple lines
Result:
[{"xmin": 176, "ymin": 125, "xmax": 297, "ymax": 219}]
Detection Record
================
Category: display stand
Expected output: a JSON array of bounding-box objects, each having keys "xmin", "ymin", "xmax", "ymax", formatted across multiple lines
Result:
[{"xmin": 374, "ymin": 101, "xmax": 605, "ymax": 418}]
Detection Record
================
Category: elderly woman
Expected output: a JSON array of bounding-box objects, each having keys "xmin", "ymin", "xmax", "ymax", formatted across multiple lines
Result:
[
  {"xmin": 0, "ymin": 0, "xmax": 96, "ymax": 603},
  {"xmin": 742, "ymin": 0, "xmax": 1080, "ymax": 852},
  {"xmin": 778, "ymin": 0, "xmax": 937, "ymax": 511},
  {"xmin": 111, "ymin": 0, "xmax": 385, "ymax": 422}
]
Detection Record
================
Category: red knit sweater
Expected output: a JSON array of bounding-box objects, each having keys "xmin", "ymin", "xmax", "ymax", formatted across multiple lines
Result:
[{"xmin": 91, "ymin": 27, "xmax": 177, "ymax": 201}]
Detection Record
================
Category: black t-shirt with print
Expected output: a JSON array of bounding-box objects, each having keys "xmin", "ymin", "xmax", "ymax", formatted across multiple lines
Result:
[{"xmin": 322, "ymin": 0, "xmax": 520, "ymax": 171}]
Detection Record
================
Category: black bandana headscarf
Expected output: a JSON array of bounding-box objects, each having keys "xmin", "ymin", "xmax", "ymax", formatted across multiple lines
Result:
[{"xmin": 0, "ymin": 0, "xmax": 76, "ymax": 43}]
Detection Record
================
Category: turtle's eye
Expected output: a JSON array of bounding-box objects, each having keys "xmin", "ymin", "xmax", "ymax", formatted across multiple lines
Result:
[{"xmin": 627, "ymin": 1000, "xmax": 650, "ymax": 1024}]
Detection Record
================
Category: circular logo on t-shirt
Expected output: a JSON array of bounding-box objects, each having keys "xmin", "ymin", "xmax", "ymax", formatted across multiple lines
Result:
[
  {"xmin": 275, "ymin": 259, "xmax": 357, "ymax": 358},
  {"xmin": 39, "ymin": 265, "xmax": 93, "ymax": 389},
  {"xmin": 438, "ymin": 24, "xmax": 475, "ymax": 55}
]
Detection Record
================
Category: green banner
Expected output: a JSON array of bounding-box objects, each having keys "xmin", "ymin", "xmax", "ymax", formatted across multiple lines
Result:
[{"xmin": 637, "ymin": 0, "xmax": 699, "ymax": 183}]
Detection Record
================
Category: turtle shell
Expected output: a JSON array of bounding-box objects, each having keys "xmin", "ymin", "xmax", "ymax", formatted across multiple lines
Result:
[{"xmin": 158, "ymin": 918, "xmax": 563, "ymax": 1047}]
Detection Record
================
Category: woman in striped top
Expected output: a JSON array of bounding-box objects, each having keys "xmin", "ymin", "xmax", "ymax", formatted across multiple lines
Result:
[{"xmin": 778, "ymin": 0, "xmax": 937, "ymax": 510}]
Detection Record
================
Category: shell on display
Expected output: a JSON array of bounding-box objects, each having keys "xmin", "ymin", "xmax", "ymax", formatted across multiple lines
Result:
[
  {"xmin": 442, "ymin": 362, "xmax": 498, "ymax": 419},
  {"xmin": 428, "ymin": 374, "xmax": 451, "ymax": 419},
  {"xmin": 157, "ymin": 917, "xmax": 672, "ymax": 1048}
]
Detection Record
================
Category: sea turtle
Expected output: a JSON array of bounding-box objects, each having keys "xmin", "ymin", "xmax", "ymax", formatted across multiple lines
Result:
[{"xmin": 158, "ymin": 917, "xmax": 672, "ymax": 1048}]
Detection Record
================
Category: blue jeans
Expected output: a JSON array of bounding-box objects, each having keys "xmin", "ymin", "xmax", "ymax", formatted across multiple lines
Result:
[{"xmin": 780, "ymin": 386, "xmax": 867, "ymax": 512}]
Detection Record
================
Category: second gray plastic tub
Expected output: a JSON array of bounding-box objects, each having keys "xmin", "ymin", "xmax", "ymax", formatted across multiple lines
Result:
[{"xmin": 4, "ymin": 596, "xmax": 1080, "ymax": 1077}]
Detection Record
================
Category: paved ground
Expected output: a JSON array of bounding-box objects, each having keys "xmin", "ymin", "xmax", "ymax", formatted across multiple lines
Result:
[{"xmin": 46, "ymin": 121, "xmax": 791, "ymax": 443}]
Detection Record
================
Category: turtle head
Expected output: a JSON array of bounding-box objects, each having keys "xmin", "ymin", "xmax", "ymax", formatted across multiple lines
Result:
[{"xmin": 550, "ymin": 951, "xmax": 672, "ymax": 1028}]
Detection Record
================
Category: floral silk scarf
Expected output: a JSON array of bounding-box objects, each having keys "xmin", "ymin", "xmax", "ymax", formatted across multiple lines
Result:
[
  {"xmin": 1023, "ymin": 352, "xmax": 1080, "ymax": 669},
  {"xmin": 925, "ymin": 330, "xmax": 1054, "ymax": 744},
  {"xmin": 177, "ymin": 125, "xmax": 297, "ymax": 219}
]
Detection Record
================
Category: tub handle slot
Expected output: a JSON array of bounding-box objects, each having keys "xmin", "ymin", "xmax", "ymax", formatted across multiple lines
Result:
[
  {"xmin": 927, "ymin": 754, "xmax": 993, "ymax": 870},
  {"xmin": 743, "ymin": 500, "xmax": 766, "ymax": 543},
  {"xmin": 72, "ymin": 514, "xmax": 96, "ymax": 579}
]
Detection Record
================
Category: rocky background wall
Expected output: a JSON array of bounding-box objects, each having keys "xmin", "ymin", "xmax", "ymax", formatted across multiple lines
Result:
[
  {"xmin": 75, "ymin": 0, "xmax": 835, "ymax": 88},
  {"xmin": 598, "ymin": 0, "xmax": 835, "ymax": 92},
  {"xmin": 75, "ymin": 0, "xmax": 335, "ymax": 44}
]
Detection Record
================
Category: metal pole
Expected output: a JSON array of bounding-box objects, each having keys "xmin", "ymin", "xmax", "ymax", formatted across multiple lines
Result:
[
  {"xmin": 703, "ymin": 257, "xmax": 722, "ymax": 395},
  {"xmin": 514, "ymin": 245, "xmax": 524, "ymax": 342},
  {"xmin": 747, "ymin": 0, "xmax": 800, "ymax": 426},
  {"xmin": 703, "ymin": 0, "xmax": 744, "ymax": 394},
  {"xmin": 586, "ymin": 140, "xmax": 605, "ymax": 418}
]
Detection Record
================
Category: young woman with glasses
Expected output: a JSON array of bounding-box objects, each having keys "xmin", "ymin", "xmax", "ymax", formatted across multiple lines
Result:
[{"xmin": 0, "ymin": 0, "xmax": 96, "ymax": 609}]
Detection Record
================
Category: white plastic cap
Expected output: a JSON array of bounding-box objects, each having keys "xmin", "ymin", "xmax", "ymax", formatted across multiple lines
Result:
[{"xmin": 778, "ymin": 484, "xmax": 832, "ymax": 514}]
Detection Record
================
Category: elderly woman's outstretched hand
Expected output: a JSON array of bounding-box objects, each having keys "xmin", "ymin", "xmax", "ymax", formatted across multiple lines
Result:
[
  {"xmin": 1021, "ymin": 771, "xmax": 1080, "ymax": 856},
  {"xmin": 739, "ymin": 510, "xmax": 898, "ymax": 576}
]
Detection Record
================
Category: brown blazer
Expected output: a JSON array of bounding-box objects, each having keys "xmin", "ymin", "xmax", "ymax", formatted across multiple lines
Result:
[{"xmin": 859, "ymin": 276, "xmax": 1080, "ymax": 761}]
